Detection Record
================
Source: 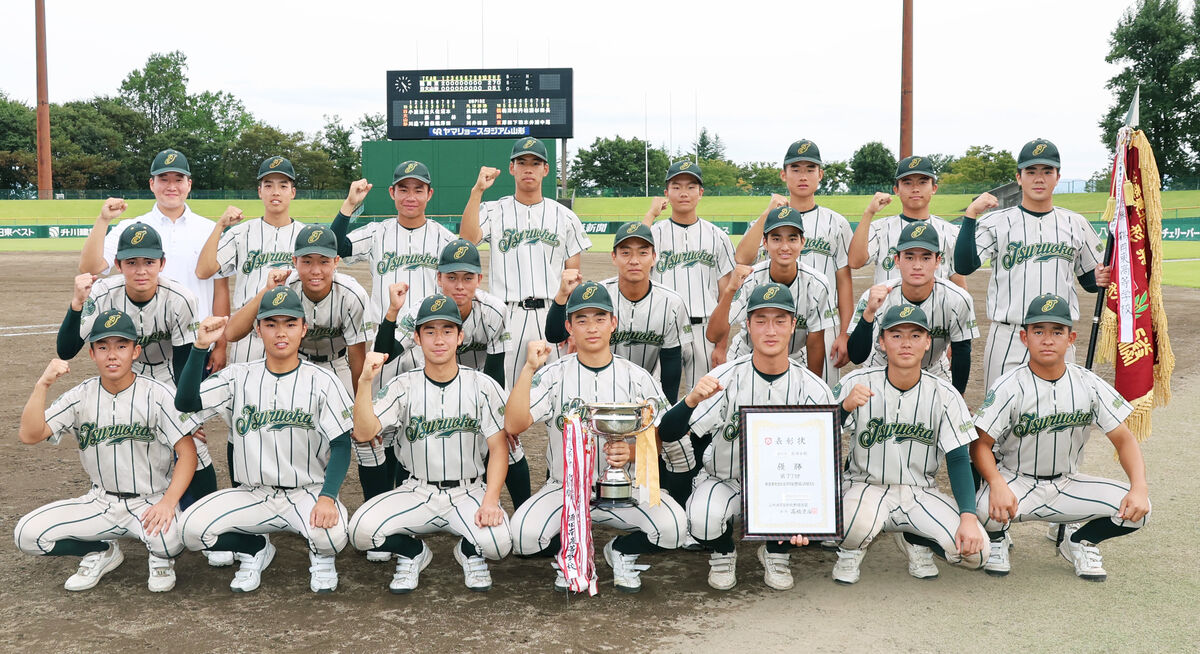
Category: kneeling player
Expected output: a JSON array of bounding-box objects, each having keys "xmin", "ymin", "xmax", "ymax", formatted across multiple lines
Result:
[
  {"xmin": 971, "ymin": 294, "xmax": 1150, "ymax": 581},
  {"xmin": 832, "ymin": 304, "xmax": 986, "ymax": 584},
  {"xmin": 348, "ymin": 294, "xmax": 512, "ymax": 593},
  {"xmin": 658, "ymin": 283, "xmax": 833, "ymax": 591},
  {"xmin": 176, "ymin": 288, "xmax": 354, "ymax": 594},
  {"xmin": 15, "ymin": 310, "xmax": 198, "ymax": 592},
  {"xmin": 506, "ymin": 281, "xmax": 688, "ymax": 593}
]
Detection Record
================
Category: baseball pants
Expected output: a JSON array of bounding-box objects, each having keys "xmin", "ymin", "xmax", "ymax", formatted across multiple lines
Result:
[
  {"xmin": 180, "ymin": 484, "xmax": 349, "ymax": 556},
  {"xmin": 976, "ymin": 469, "xmax": 1149, "ymax": 533},
  {"xmin": 984, "ymin": 321, "xmax": 1077, "ymax": 390},
  {"xmin": 15, "ymin": 486, "xmax": 185, "ymax": 559},
  {"xmin": 510, "ymin": 480, "xmax": 687, "ymax": 555},
  {"xmin": 840, "ymin": 481, "xmax": 986, "ymax": 568},
  {"xmin": 348, "ymin": 478, "xmax": 512, "ymax": 560},
  {"xmin": 686, "ymin": 470, "xmax": 743, "ymax": 542}
]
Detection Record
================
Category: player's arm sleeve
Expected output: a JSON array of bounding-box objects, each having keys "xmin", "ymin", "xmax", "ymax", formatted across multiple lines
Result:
[
  {"xmin": 1089, "ymin": 371, "xmax": 1134, "ymax": 432},
  {"xmin": 171, "ymin": 344, "xmax": 192, "ymax": 384},
  {"xmin": 483, "ymin": 353, "xmax": 505, "ymax": 387},
  {"xmin": 479, "ymin": 377, "xmax": 508, "ymax": 438},
  {"xmin": 476, "ymin": 200, "xmax": 496, "ymax": 244},
  {"xmin": 565, "ymin": 213, "xmax": 592, "ymax": 257},
  {"xmin": 847, "ymin": 314, "xmax": 875, "ymax": 365},
  {"xmin": 949, "ymin": 339, "xmax": 972, "ymax": 394},
  {"xmin": 320, "ymin": 431, "xmax": 352, "ymax": 499},
  {"xmin": 372, "ymin": 318, "xmax": 404, "ymax": 364},
  {"xmin": 657, "ymin": 400, "xmax": 695, "ymax": 443},
  {"xmin": 808, "ymin": 279, "xmax": 837, "ymax": 332},
  {"xmin": 544, "ymin": 301, "xmax": 569, "ymax": 344},
  {"xmin": 954, "ymin": 217, "xmax": 982, "ymax": 274},
  {"xmin": 836, "ymin": 218, "xmax": 853, "ymax": 269},
  {"xmin": 527, "ymin": 366, "xmax": 561, "ymax": 425},
  {"xmin": 1077, "ymin": 269, "xmax": 1101, "ymax": 293},
  {"xmin": 833, "ymin": 378, "xmax": 857, "ymax": 430},
  {"xmin": 659, "ymin": 346, "xmax": 683, "ymax": 404},
  {"xmin": 171, "ymin": 293, "xmax": 200, "ymax": 347},
  {"xmin": 945, "ymin": 445, "xmax": 976, "ymax": 514},
  {"xmin": 215, "ymin": 229, "xmax": 238, "ymax": 278},
  {"xmin": 1075, "ymin": 214, "xmax": 1104, "ymax": 277},
  {"xmin": 331, "ymin": 212, "xmax": 355, "ymax": 258},
  {"xmin": 43, "ymin": 387, "xmax": 82, "ymax": 445},
  {"xmin": 56, "ymin": 307, "xmax": 86, "ymax": 360},
  {"xmin": 716, "ymin": 233, "xmax": 736, "ymax": 278},
  {"xmin": 174, "ymin": 346, "xmax": 213, "ymax": 412}
]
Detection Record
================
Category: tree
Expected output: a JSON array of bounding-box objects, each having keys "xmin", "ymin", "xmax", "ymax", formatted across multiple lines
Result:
[
  {"xmin": 849, "ymin": 141, "xmax": 896, "ymax": 191},
  {"xmin": 819, "ymin": 161, "xmax": 852, "ymax": 194},
  {"xmin": 738, "ymin": 161, "xmax": 785, "ymax": 194},
  {"xmin": 698, "ymin": 158, "xmax": 741, "ymax": 191},
  {"xmin": 693, "ymin": 127, "xmax": 726, "ymax": 161},
  {"xmin": 119, "ymin": 51, "xmax": 190, "ymax": 132},
  {"xmin": 357, "ymin": 112, "xmax": 387, "ymax": 142},
  {"xmin": 0, "ymin": 92, "xmax": 35, "ymax": 152},
  {"xmin": 1099, "ymin": 0, "xmax": 1200, "ymax": 180},
  {"xmin": 571, "ymin": 135, "xmax": 668, "ymax": 192},
  {"xmin": 926, "ymin": 153, "xmax": 957, "ymax": 178},
  {"xmin": 938, "ymin": 145, "xmax": 1017, "ymax": 187},
  {"xmin": 317, "ymin": 114, "xmax": 359, "ymax": 185}
]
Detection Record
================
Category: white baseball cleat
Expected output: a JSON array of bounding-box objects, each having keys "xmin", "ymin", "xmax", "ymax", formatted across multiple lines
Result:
[
  {"xmin": 893, "ymin": 533, "xmax": 938, "ymax": 579},
  {"xmin": 550, "ymin": 560, "xmax": 568, "ymax": 593},
  {"xmin": 366, "ymin": 550, "xmax": 393, "ymax": 563},
  {"xmin": 1046, "ymin": 522, "xmax": 1080, "ymax": 543},
  {"xmin": 1058, "ymin": 536, "xmax": 1106, "ymax": 581},
  {"xmin": 64, "ymin": 542, "xmax": 124, "ymax": 592},
  {"xmin": 389, "ymin": 542, "xmax": 432, "ymax": 594},
  {"xmin": 707, "ymin": 551, "xmax": 737, "ymax": 590},
  {"xmin": 832, "ymin": 548, "xmax": 865, "ymax": 585},
  {"xmin": 984, "ymin": 538, "xmax": 1011, "ymax": 577},
  {"xmin": 147, "ymin": 554, "xmax": 176, "ymax": 592},
  {"xmin": 453, "ymin": 544, "xmax": 493, "ymax": 592},
  {"xmin": 204, "ymin": 550, "xmax": 235, "ymax": 567},
  {"xmin": 308, "ymin": 552, "xmax": 338, "ymax": 594},
  {"xmin": 756, "ymin": 544, "xmax": 794, "ymax": 590},
  {"xmin": 603, "ymin": 538, "xmax": 649, "ymax": 593},
  {"xmin": 230, "ymin": 540, "xmax": 276, "ymax": 593}
]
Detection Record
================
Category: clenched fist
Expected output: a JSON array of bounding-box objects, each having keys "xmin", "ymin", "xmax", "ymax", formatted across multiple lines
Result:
[
  {"xmin": 264, "ymin": 268, "xmax": 293, "ymax": 289},
  {"xmin": 965, "ymin": 192, "xmax": 999, "ymax": 219},
  {"xmin": 685, "ymin": 375, "xmax": 723, "ymax": 408},
  {"xmin": 342, "ymin": 179, "xmax": 373, "ymax": 215},
  {"xmin": 767, "ymin": 193, "xmax": 789, "ymax": 211},
  {"xmin": 474, "ymin": 167, "xmax": 501, "ymax": 192},
  {"xmin": 556, "ymin": 269, "xmax": 582, "ymax": 303},
  {"xmin": 360, "ymin": 351, "xmax": 389, "ymax": 382},
  {"xmin": 647, "ymin": 197, "xmax": 669, "ymax": 219},
  {"xmin": 219, "ymin": 206, "xmax": 245, "ymax": 229},
  {"xmin": 99, "ymin": 198, "xmax": 127, "ymax": 222},
  {"xmin": 195, "ymin": 316, "xmax": 229, "ymax": 349},
  {"xmin": 72, "ymin": 273, "xmax": 98, "ymax": 310},
  {"xmin": 525, "ymin": 340, "xmax": 552, "ymax": 371},
  {"xmin": 865, "ymin": 192, "xmax": 893, "ymax": 217},
  {"xmin": 862, "ymin": 284, "xmax": 891, "ymax": 322},
  {"xmin": 387, "ymin": 282, "xmax": 410, "ymax": 318},
  {"xmin": 39, "ymin": 359, "xmax": 70, "ymax": 387},
  {"xmin": 840, "ymin": 383, "xmax": 874, "ymax": 412}
]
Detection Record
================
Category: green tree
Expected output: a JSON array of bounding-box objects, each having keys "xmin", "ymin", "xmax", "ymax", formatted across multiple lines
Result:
[
  {"xmin": 926, "ymin": 153, "xmax": 957, "ymax": 178},
  {"xmin": 224, "ymin": 124, "xmax": 304, "ymax": 188},
  {"xmin": 849, "ymin": 141, "xmax": 896, "ymax": 190},
  {"xmin": 0, "ymin": 92, "xmax": 35, "ymax": 151},
  {"xmin": 938, "ymin": 145, "xmax": 1017, "ymax": 187},
  {"xmin": 357, "ymin": 112, "xmax": 387, "ymax": 141},
  {"xmin": 1099, "ymin": 0, "xmax": 1200, "ymax": 180},
  {"xmin": 119, "ymin": 51, "xmax": 190, "ymax": 132},
  {"xmin": 738, "ymin": 161, "xmax": 785, "ymax": 193},
  {"xmin": 318, "ymin": 114, "xmax": 359, "ymax": 185},
  {"xmin": 819, "ymin": 161, "xmax": 851, "ymax": 194},
  {"xmin": 571, "ymin": 135, "xmax": 668, "ymax": 192},
  {"xmin": 693, "ymin": 127, "xmax": 726, "ymax": 161},
  {"xmin": 698, "ymin": 158, "xmax": 740, "ymax": 190}
]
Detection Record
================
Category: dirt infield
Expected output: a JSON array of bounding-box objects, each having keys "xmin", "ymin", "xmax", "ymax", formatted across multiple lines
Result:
[{"xmin": 0, "ymin": 251, "xmax": 1196, "ymax": 653}]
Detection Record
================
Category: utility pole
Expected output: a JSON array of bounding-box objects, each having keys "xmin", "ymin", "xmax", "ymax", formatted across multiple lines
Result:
[
  {"xmin": 35, "ymin": 0, "xmax": 53, "ymax": 199},
  {"xmin": 899, "ymin": 0, "xmax": 913, "ymax": 159}
]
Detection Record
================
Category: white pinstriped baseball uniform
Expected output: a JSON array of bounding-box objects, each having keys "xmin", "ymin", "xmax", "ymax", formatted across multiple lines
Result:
[
  {"xmin": 102, "ymin": 206, "xmax": 216, "ymax": 319},
  {"xmin": 598, "ymin": 277, "xmax": 691, "ymax": 377},
  {"xmin": 726, "ymin": 260, "xmax": 837, "ymax": 365},
  {"xmin": 867, "ymin": 215, "xmax": 960, "ymax": 284},
  {"xmin": 392, "ymin": 289, "xmax": 513, "ymax": 373}
]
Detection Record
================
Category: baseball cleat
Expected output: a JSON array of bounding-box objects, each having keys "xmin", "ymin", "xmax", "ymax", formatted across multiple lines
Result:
[
  {"xmin": 756, "ymin": 544, "xmax": 794, "ymax": 591},
  {"xmin": 551, "ymin": 560, "xmax": 568, "ymax": 593},
  {"xmin": 893, "ymin": 533, "xmax": 938, "ymax": 580},
  {"xmin": 308, "ymin": 552, "xmax": 339, "ymax": 594},
  {"xmin": 1058, "ymin": 537, "xmax": 1106, "ymax": 581},
  {"xmin": 453, "ymin": 544, "xmax": 493, "ymax": 592},
  {"xmin": 1047, "ymin": 522, "xmax": 1080, "ymax": 545},
  {"xmin": 230, "ymin": 540, "xmax": 276, "ymax": 593},
  {"xmin": 984, "ymin": 538, "xmax": 1011, "ymax": 577},
  {"xmin": 147, "ymin": 554, "xmax": 176, "ymax": 592},
  {"xmin": 603, "ymin": 538, "xmax": 648, "ymax": 594},
  {"xmin": 707, "ymin": 551, "xmax": 737, "ymax": 590},
  {"xmin": 64, "ymin": 542, "xmax": 124, "ymax": 592},
  {"xmin": 366, "ymin": 550, "xmax": 393, "ymax": 563},
  {"xmin": 832, "ymin": 548, "xmax": 865, "ymax": 585},
  {"xmin": 204, "ymin": 550, "xmax": 235, "ymax": 567},
  {"xmin": 389, "ymin": 542, "xmax": 432, "ymax": 594},
  {"xmin": 680, "ymin": 535, "xmax": 705, "ymax": 552}
]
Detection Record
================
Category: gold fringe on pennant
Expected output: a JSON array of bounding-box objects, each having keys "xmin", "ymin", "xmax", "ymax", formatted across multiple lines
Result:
[{"xmin": 1124, "ymin": 390, "xmax": 1155, "ymax": 445}]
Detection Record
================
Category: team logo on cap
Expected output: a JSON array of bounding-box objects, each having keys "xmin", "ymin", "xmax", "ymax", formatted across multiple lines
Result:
[
  {"xmin": 523, "ymin": 138, "xmax": 536, "ymax": 148},
  {"xmin": 911, "ymin": 225, "xmax": 927, "ymax": 238},
  {"xmin": 269, "ymin": 157, "xmax": 283, "ymax": 169},
  {"xmin": 582, "ymin": 285, "xmax": 597, "ymax": 300},
  {"xmin": 679, "ymin": 161, "xmax": 692, "ymax": 170},
  {"xmin": 1041, "ymin": 298, "xmax": 1058, "ymax": 312},
  {"xmin": 1033, "ymin": 143, "xmax": 1047, "ymax": 156},
  {"xmin": 778, "ymin": 207, "xmax": 791, "ymax": 218},
  {"xmin": 626, "ymin": 223, "xmax": 640, "ymax": 234},
  {"xmin": 104, "ymin": 314, "xmax": 120, "ymax": 328},
  {"xmin": 900, "ymin": 306, "xmax": 915, "ymax": 318},
  {"xmin": 307, "ymin": 229, "xmax": 323, "ymax": 244},
  {"xmin": 131, "ymin": 229, "xmax": 146, "ymax": 245},
  {"xmin": 453, "ymin": 245, "xmax": 469, "ymax": 259},
  {"xmin": 164, "ymin": 153, "xmax": 177, "ymax": 165},
  {"xmin": 763, "ymin": 286, "xmax": 779, "ymax": 301},
  {"xmin": 908, "ymin": 157, "xmax": 922, "ymax": 169},
  {"xmin": 430, "ymin": 297, "xmax": 446, "ymax": 312},
  {"xmin": 797, "ymin": 142, "xmax": 811, "ymax": 154},
  {"xmin": 272, "ymin": 291, "xmax": 288, "ymax": 306},
  {"xmin": 405, "ymin": 162, "xmax": 417, "ymax": 173}
]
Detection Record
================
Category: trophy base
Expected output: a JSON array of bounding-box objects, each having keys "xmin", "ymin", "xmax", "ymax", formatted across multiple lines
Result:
[{"xmin": 591, "ymin": 483, "xmax": 638, "ymax": 509}]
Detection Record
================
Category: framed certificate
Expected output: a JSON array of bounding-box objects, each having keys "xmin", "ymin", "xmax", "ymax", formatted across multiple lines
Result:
[{"xmin": 739, "ymin": 405, "xmax": 843, "ymax": 541}]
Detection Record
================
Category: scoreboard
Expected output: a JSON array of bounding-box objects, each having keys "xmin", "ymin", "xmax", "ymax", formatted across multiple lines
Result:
[{"xmin": 386, "ymin": 68, "xmax": 574, "ymax": 140}]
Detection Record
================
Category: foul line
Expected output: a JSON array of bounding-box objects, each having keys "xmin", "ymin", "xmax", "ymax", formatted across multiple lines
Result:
[
  {"xmin": 0, "ymin": 323, "xmax": 58, "ymax": 331},
  {"xmin": 0, "ymin": 330, "xmax": 57, "ymax": 337}
]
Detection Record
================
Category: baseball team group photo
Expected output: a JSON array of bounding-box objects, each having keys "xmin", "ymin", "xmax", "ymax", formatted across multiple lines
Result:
[{"xmin": 1, "ymin": 1, "xmax": 1196, "ymax": 652}]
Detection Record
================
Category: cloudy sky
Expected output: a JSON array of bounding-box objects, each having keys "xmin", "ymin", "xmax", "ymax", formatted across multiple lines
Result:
[{"xmin": 1, "ymin": 0, "xmax": 1145, "ymax": 181}]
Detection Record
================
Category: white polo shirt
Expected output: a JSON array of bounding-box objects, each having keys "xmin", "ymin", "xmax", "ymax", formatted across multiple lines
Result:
[{"xmin": 102, "ymin": 203, "xmax": 216, "ymax": 319}]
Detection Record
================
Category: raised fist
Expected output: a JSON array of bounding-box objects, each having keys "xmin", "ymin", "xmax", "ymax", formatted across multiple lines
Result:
[
  {"xmin": 195, "ymin": 316, "xmax": 229, "ymax": 349},
  {"xmin": 966, "ymin": 192, "xmax": 999, "ymax": 218},
  {"xmin": 99, "ymin": 198, "xmax": 127, "ymax": 222},
  {"xmin": 219, "ymin": 206, "xmax": 246, "ymax": 229},
  {"xmin": 360, "ymin": 351, "xmax": 389, "ymax": 382},
  {"xmin": 767, "ymin": 194, "xmax": 789, "ymax": 211},
  {"xmin": 39, "ymin": 359, "xmax": 70, "ymax": 387},
  {"xmin": 388, "ymin": 282, "xmax": 410, "ymax": 314},
  {"xmin": 265, "ymin": 268, "xmax": 293, "ymax": 289},
  {"xmin": 685, "ymin": 375, "xmax": 723, "ymax": 408},
  {"xmin": 863, "ymin": 284, "xmax": 890, "ymax": 321},
  {"xmin": 841, "ymin": 383, "xmax": 874, "ymax": 412},
  {"xmin": 72, "ymin": 273, "xmax": 98, "ymax": 310},
  {"xmin": 866, "ymin": 192, "xmax": 893, "ymax": 216},
  {"xmin": 525, "ymin": 340, "xmax": 552, "ymax": 371},
  {"xmin": 474, "ymin": 167, "xmax": 501, "ymax": 192},
  {"xmin": 647, "ymin": 197, "xmax": 669, "ymax": 218},
  {"xmin": 556, "ymin": 269, "xmax": 582, "ymax": 302},
  {"xmin": 345, "ymin": 179, "xmax": 372, "ymax": 208}
]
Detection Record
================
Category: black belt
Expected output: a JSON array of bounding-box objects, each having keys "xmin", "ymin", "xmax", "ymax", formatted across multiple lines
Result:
[
  {"xmin": 512, "ymin": 298, "xmax": 547, "ymax": 310},
  {"xmin": 104, "ymin": 490, "xmax": 140, "ymax": 500},
  {"xmin": 690, "ymin": 317, "xmax": 706, "ymax": 325},
  {"xmin": 305, "ymin": 348, "xmax": 347, "ymax": 364},
  {"xmin": 268, "ymin": 485, "xmax": 297, "ymax": 491},
  {"xmin": 1026, "ymin": 473, "xmax": 1062, "ymax": 481},
  {"xmin": 422, "ymin": 477, "xmax": 478, "ymax": 489}
]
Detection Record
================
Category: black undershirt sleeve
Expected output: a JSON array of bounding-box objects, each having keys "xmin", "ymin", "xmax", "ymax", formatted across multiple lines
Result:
[
  {"xmin": 331, "ymin": 211, "xmax": 354, "ymax": 259},
  {"xmin": 175, "ymin": 346, "xmax": 211, "ymax": 413},
  {"xmin": 658, "ymin": 401, "xmax": 695, "ymax": 443},
  {"xmin": 847, "ymin": 316, "xmax": 875, "ymax": 365},
  {"xmin": 56, "ymin": 307, "xmax": 86, "ymax": 360},
  {"xmin": 955, "ymin": 217, "xmax": 982, "ymax": 275},
  {"xmin": 544, "ymin": 301, "xmax": 569, "ymax": 344},
  {"xmin": 483, "ymin": 352, "xmax": 505, "ymax": 387},
  {"xmin": 1077, "ymin": 269, "xmax": 1100, "ymax": 293},
  {"xmin": 949, "ymin": 339, "xmax": 972, "ymax": 394},
  {"xmin": 659, "ymin": 346, "xmax": 683, "ymax": 404},
  {"xmin": 373, "ymin": 318, "xmax": 404, "ymax": 364}
]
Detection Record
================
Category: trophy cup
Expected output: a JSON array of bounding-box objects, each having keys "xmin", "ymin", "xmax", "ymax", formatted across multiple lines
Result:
[{"xmin": 583, "ymin": 401, "xmax": 654, "ymax": 508}]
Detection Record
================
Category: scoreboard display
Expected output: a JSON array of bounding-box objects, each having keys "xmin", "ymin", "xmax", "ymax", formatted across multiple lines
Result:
[{"xmin": 386, "ymin": 68, "xmax": 574, "ymax": 140}]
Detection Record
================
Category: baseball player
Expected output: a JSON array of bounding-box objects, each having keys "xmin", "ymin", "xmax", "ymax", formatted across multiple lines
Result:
[
  {"xmin": 348, "ymin": 295, "xmax": 512, "ymax": 593},
  {"xmin": 848, "ymin": 155, "xmax": 966, "ymax": 288},
  {"xmin": 734, "ymin": 139, "xmax": 855, "ymax": 386},
  {"xmin": 708, "ymin": 207, "xmax": 837, "ymax": 377},
  {"xmin": 657, "ymin": 283, "xmax": 832, "ymax": 591},
  {"xmin": 955, "ymin": 138, "xmax": 1111, "ymax": 388},
  {"xmin": 505, "ymin": 282, "xmax": 688, "ymax": 593},
  {"xmin": 641, "ymin": 160, "xmax": 738, "ymax": 388},
  {"xmin": 971, "ymin": 294, "xmax": 1150, "ymax": 581},
  {"xmin": 15, "ymin": 310, "xmax": 198, "ymax": 592},
  {"xmin": 78, "ymin": 150, "xmax": 229, "ymax": 370},
  {"xmin": 175, "ymin": 288, "xmax": 354, "ymax": 594},
  {"xmin": 846, "ymin": 221, "xmax": 979, "ymax": 393},
  {"xmin": 830, "ymin": 304, "xmax": 987, "ymax": 585},
  {"xmin": 374, "ymin": 239, "xmax": 529, "ymax": 508},
  {"xmin": 458, "ymin": 137, "xmax": 592, "ymax": 386},
  {"xmin": 195, "ymin": 156, "xmax": 307, "ymax": 364}
]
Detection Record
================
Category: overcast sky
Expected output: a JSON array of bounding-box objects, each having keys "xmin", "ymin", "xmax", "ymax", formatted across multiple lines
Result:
[{"xmin": 1, "ymin": 0, "xmax": 1146, "ymax": 180}]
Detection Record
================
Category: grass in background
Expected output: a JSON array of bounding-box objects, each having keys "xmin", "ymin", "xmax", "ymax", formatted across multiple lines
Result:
[{"xmin": 1161, "ymin": 260, "xmax": 1200, "ymax": 288}]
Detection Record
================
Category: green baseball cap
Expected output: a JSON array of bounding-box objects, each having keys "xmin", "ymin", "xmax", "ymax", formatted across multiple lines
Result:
[
  {"xmin": 1023, "ymin": 293, "xmax": 1073, "ymax": 327},
  {"xmin": 415, "ymin": 293, "xmax": 463, "ymax": 327},
  {"xmin": 895, "ymin": 221, "xmax": 940, "ymax": 253},
  {"xmin": 439, "ymin": 239, "xmax": 482, "ymax": 273},
  {"xmin": 257, "ymin": 155, "xmax": 296, "ymax": 181},
  {"xmin": 566, "ymin": 281, "xmax": 614, "ymax": 315},
  {"xmin": 1018, "ymin": 138, "xmax": 1060, "ymax": 169},
  {"xmin": 116, "ymin": 222, "xmax": 164, "ymax": 260},
  {"xmin": 783, "ymin": 139, "xmax": 822, "ymax": 166},
  {"xmin": 878, "ymin": 303, "xmax": 930, "ymax": 331},
  {"xmin": 746, "ymin": 282, "xmax": 796, "ymax": 315},
  {"xmin": 257, "ymin": 286, "xmax": 306, "ymax": 320},
  {"xmin": 293, "ymin": 224, "xmax": 338, "ymax": 258},
  {"xmin": 763, "ymin": 206, "xmax": 806, "ymax": 235},
  {"xmin": 150, "ymin": 149, "xmax": 190, "ymax": 176},
  {"xmin": 511, "ymin": 137, "xmax": 548, "ymax": 162},
  {"xmin": 895, "ymin": 155, "xmax": 936, "ymax": 181},
  {"xmin": 393, "ymin": 160, "xmax": 432, "ymax": 186},
  {"xmin": 88, "ymin": 309, "xmax": 138, "ymax": 343},
  {"xmin": 613, "ymin": 222, "xmax": 655, "ymax": 249},
  {"xmin": 665, "ymin": 159, "xmax": 703, "ymax": 185}
]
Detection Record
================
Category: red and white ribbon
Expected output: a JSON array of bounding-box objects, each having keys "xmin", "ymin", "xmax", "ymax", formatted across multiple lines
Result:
[
  {"xmin": 557, "ymin": 413, "xmax": 597, "ymax": 596},
  {"xmin": 1111, "ymin": 127, "xmax": 1135, "ymax": 343}
]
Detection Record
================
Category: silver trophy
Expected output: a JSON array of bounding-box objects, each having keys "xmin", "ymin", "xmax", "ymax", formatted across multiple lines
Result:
[{"xmin": 584, "ymin": 401, "xmax": 654, "ymax": 508}]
